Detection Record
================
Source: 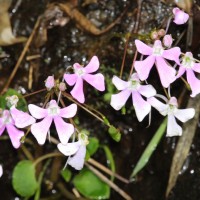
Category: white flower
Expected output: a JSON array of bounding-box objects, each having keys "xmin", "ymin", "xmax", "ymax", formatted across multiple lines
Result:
[
  {"xmin": 148, "ymin": 96, "xmax": 195, "ymax": 136},
  {"xmin": 57, "ymin": 132, "xmax": 89, "ymax": 170}
]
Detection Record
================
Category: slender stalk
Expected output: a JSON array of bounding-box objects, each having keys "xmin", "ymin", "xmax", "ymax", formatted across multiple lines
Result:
[
  {"xmin": 1, "ymin": 17, "xmax": 41, "ymax": 95},
  {"xmin": 23, "ymin": 88, "xmax": 46, "ymax": 98},
  {"xmin": 119, "ymin": 34, "xmax": 131, "ymax": 78},
  {"xmin": 33, "ymin": 152, "xmax": 62, "ymax": 167},
  {"xmin": 85, "ymin": 163, "xmax": 133, "ymax": 200},
  {"xmin": 129, "ymin": 50, "xmax": 138, "ymax": 79},
  {"xmin": 88, "ymin": 158, "xmax": 130, "ymax": 184},
  {"xmin": 21, "ymin": 144, "xmax": 34, "ymax": 161},
  {"xmin": 62, "ymin": 92, "xmax": 107, "ymax": 126}
]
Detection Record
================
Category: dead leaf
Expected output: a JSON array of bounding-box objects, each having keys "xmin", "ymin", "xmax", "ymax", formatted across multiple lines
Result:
[
  {"xmin": 0, "ymin": 0, "xmax": 27, "ymax": 46},
  {"xmin": 166, "ymin": 94, "xmax": 200, "ymax": 197},
  {"xmin": 175, "ymin": 0, "xmax": 193, "ymax": 13}
]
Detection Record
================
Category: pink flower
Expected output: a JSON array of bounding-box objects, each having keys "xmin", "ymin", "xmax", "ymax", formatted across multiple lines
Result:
[
  {"xmin": 64, "ymin": 56, "xmax": 105, "ymax": 103},
  {"xmin": 45, "ymin": 76, "xmax": 55, "ymax": 91},
  {"xmin": 148, "ymin": 96, "xmax": 195, "ymax": 136},
  {"xmin": 176, "ymin": 52, "xmax": 200, "ymax": 97},
  {"xmin": 110, "ymin": 73, "xmax": 156, "ymax": 122},
  {"xmin": 163, "ymin": 34, "xmax": 173, "ymax": 48},
  {"xmin": 0, "ymin": 110, "xmax": 24, "ymax": 148},
  {"xmin": 57, "ymin": 132, "xmax": 89, "ymax": 170},
  {"xmin": 173, "ymin": 7, "xmax": 189, "ymax": 25},
  {"xmin": 0, "ymin": 165, "xmax": 2, "ymax": 178},
  {"xmin": 135, "ymin": 39, "xmax": 181, "ymax": 87},
  {"xmin": 28, "ymin": 100, "xmax": 77, "ymax": 145}
]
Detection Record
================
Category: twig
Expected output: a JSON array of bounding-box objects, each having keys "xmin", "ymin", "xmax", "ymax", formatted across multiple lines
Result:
[
  {"xmin": 88, "ymin": 158, "xmax": 130, "ymax": 184},
  {"xmin": 56, "ymin": 182, "xmax": 88, "ymax": 200},
  {"xmin": 23, "ymin": 88, "xmax": 46, "ymax": 98},
  {"xmin": 129, "ymin": 50, "xmax": 138, "ymax": 78},
  {"xmin": 1, "ymin": 17, "xmax": 41, "ymax": 95},
  {"xmin": 85, "ymin": 163, "xmax": 133, "ymax": 200}
]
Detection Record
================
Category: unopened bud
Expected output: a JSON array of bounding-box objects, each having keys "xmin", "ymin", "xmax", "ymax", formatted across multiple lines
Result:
[
  {"xmin": 163, "ymin": 34, "xmax": 173, "ymax": 48},
  {"xmin": 158, "ymin": 29, "xmax": 166, "ymax": 37},
  {"xmin": 45, "ymin": 76, "xmax": 55, "ymax": 91},
  {"xmin": 59, "ymin": 82, "xmax": 66, "ymax": 91},
  {"xmin": 150, "ymin": 31, "xmax": 158, "ymax": 40}
]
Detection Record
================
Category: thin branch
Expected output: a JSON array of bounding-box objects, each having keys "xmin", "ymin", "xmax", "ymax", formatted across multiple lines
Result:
[
  {"xmin": 1, "ymin": 17, "xmax": 41, "ymax": 94},
  {"xmin": 88, "ymin": 158, "xmax": 130, "ymax": 184},
  {"xmin": 85, "ymin": 163, "xmax": 133, "ymax": 200}
]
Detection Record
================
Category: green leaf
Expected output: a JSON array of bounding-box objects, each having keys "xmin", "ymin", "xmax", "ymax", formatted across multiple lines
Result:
[
  {"xmin": 12, "ymin": 160, "xmax": 38, "ymax": 197},
  {"xmin": 61, "ymin": 168, "xmax": 72, "ymax": 182},
  {"xmin": 103, "ymin": 117, "xmax": 110, "ymax": 126},
  {"xmin": 0, "ymin": 88, "xmax": 27, "ymax": 111},
  {"xmin": 130, "ymin": 118, "xmax": 167, "ymax": 178},
  {"xmin": 101, "ymin": 145, "xmax": 115, "ymax": 181},
  {"xmin": 108, "ymin": 126, "xmax": 121, "ymax": 142},
  {"xmin": 73, "ymin": 168, "xmax": 110, "ymax": 199},
  {"xmin": 87, "ymin": 137, "xmax": 99, "ymax": 157}
]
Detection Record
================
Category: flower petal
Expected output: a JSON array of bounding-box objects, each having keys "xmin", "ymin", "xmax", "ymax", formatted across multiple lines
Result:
[
  {"xmin": 0, "ymin": 165, "xmax": 3, "ymax": 178},
  {"xmin": 6, "ymin": 124, "xmax": 24, "ymax": 148},
  {"xmin": 60, "ymin": 104, "xmax": 77, "ymax": 118},
  {"xmin": 132, "ymin": 92, "xmax": 151, "ymax": 122},
  {"xmin": 135, "ymin": 55, "xmax": 155, "ymax": 81},
  {"xmin": 84, "ymin": 56, "xmax": 99, "ymax": 73},
  {"xmin": 57, "ymin": 141, "xmax": 81, "ymax": 156},
  {"xmin": 135, "ymin": 40, "xmax": 153, "ymax": 55},
  {"xmin": 110, "ymin": 89, "xmax": 131, "ymax": 110},
  {"xmin": 68, "ymin": 145, "xmax": 86, "ymax": 170},
  {"xmin": 64, "ymin": 74, "xmax": 78, "ymax": 86},
  {"xmin": 192, "ymin": 63, "xmax": 200, "ymax": 73},
  {"xmin": 54, "ymin": 116, "xmax": 74, "ymax": 144},
  {"xmin": 70, "ymin": 77, "xmax": 85, "ymax": 103},
  {"xmin": 28, "ymin": 104, "xmax": 48, "ymax": 119},
  {"xmin": 148, "ymin": 97, "xmax": 168, "ymax": 116},
  {"xmin": 112, "ymin": 76, "xmax": 129, "ymax": 90},
  {"xmin": 138, "ymin": 84, "xmax": 156, "ymax": 98},
  {"xmin": 176, "ymin": 66, "xmax": 186, "ymax": 78},
  {"xmin": 156, "ymin": 57, "xmax": 176, "ymax": 88},
  {"xmin": 0, "ymin": 120, "xmax": 6, "ymax": 136},
  {"xmin": 186, "ymin": 69, "xmax": 200, "ymax": 97},
  {"xmin": 31, "ymin": 116, "xmax": 52, "ymax": 145},
  {"xmin": 174, "ymin": 108, "xmax": 195, "ymax": 123},
  {"xmin": 162, "ymin": 47, "xmax": 181, "ymax": 64},
  {"xmin": 10, "ymin": 107, "xmax": 36, "ymax": 128},
  {"xmin": 166, "ymin": 115, "xmax": 182, "ymax": 137},
  {"xmin": 83, "ymin": 73, "xmax": 105, "ymax": 91}
]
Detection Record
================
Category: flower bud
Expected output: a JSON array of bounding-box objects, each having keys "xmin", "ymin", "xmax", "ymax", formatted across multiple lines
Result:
[
  {"xmin": 150, "ymin": 31, "xmax": 158, "ymax": 40},
  {"xmin": 163, "ymin": 34, "xmax": 173, "ymax": 48},
  {"xmin": 158, "ymin": 29, "xmax": 166, "ymax": 37},
  {"xmin": 173, "ymin": 7, "xmax": 189, "ymax": 25},
  {"xmin": 45, "ymin": 76, "xmax": 55, "ymax": 91},
  {"xmin": 59, "ymin": 82, "xmax": 66, "ymax": 91}
]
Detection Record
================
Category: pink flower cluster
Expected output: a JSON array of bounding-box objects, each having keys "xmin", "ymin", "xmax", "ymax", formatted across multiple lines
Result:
[
  {"xmin": 0, "ymin": 56, "xmax": 106, "ymax": 170},
  {"xmin": 110, "ymin": 7, "xmax": 197, "ymax": 136}
]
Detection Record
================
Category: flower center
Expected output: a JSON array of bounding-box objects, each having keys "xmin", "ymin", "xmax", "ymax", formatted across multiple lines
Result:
[
  {"xmin": 167, "ymin": 104, "xmax": 177, "ymax": 115},
  {"xmin": 153, "ymin": 46, "xmax": 164, "ymax": 56},
  {"xmin": 48, "ymin": 105, "xmax": 60, "ymax": 116},
  {"xmin": 128, "ymin": 80, "xmax": 140, "ymax": 90},
  {"xmin": 181, "ymin": 56, "xmax": 194, "ymax": 68},
  {"xmin": 78, "ymin": 133, "xmax": 89, "ymax": 146},
  {"xmin": 75, "ymin": 67, "xmax": 85, "ymax": 76}
]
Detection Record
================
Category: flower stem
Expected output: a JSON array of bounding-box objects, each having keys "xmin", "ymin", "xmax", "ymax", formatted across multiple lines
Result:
[
  {"xmin": 33, "ymin": 152, "xmax": 62, "ymax": 167},
  {"xmin": 129, "ymin": 50, "xmax": 138, "ymax": 79}
]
